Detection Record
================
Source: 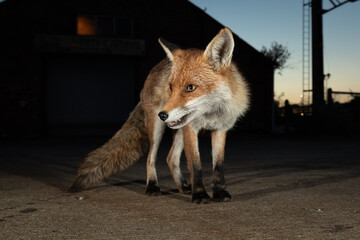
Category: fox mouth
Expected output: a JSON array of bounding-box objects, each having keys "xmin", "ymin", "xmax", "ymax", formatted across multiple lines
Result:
[{"xmin": 167, "ymin": 114, "xmax": 189, "ymax": 128}]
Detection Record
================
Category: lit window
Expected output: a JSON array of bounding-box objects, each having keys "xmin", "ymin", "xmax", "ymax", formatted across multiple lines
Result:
[{"xmin": 77, "ymin": 15, "xmax": 95, "ymax": 35}]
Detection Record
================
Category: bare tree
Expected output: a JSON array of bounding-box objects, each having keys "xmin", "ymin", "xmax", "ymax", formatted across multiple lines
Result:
[{"xmin": 260, "ymin": 42, "xmax": 291, "ymax": 75}]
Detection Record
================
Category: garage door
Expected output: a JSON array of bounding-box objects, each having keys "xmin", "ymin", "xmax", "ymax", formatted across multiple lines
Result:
[{"xmin": 46, "ymin": 56, "xmax": 135, "ymax": 135}]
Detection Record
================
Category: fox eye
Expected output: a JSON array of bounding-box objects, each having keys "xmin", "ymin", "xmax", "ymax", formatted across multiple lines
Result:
[
  {"xmin": 169, "ymin": 84, "xmax": 172, "ymax": 92},
  {"xmin": 185, "ymin": 84, "xmax": 198, "ymax": 93}
]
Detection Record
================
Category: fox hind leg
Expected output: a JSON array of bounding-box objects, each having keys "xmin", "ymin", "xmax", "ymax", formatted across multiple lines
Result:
[
  {"xmin": 211, "ymin": 130, "xmax": 231, "ymax": 202},
  {"xmin": 166, "ymin": 129, "xmax": 191, "ymax": 194},
  {"xmin": 145, "ymin": 113, "xmax": 166, "ymax": 196}
]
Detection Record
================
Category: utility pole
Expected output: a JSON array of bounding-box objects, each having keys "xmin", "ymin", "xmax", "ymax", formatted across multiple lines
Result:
[
  {"xmin": 311, "ymin": 0, "xmax": 324, "ymax": 130},
  {"xmin": 310, "ymin": 0, "xmax": 358, "ymax": 132}
]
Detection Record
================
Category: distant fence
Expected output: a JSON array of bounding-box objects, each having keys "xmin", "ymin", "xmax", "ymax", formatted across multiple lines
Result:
[{"xmin": 275, "ymin": 95, "xmax": 360, "ymax": 134}]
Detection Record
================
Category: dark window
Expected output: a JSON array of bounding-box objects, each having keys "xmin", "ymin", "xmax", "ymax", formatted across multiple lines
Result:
[
  {"xmin": 114, "ymin": 18, "xmax": 133, "ymax": 37},
  {"xmin": 97, "ymin": 16, "xmax": 113, "ymax": 36}
]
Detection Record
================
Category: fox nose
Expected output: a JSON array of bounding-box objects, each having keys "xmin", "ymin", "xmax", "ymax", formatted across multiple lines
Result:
[{"xmin": 158, "ymin": 111, "xmax": 168, "ymax": 121}]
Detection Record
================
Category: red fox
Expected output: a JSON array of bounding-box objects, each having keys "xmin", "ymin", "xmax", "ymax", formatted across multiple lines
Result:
[{"xmin": 69, "ymin": 28, "xmax": 249, "ymax": 203}]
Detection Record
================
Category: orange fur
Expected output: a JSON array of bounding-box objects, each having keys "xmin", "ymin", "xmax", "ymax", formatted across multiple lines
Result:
[{"xmin": 70, "ymin": 28, "xmax": 249, "ymax": 204}]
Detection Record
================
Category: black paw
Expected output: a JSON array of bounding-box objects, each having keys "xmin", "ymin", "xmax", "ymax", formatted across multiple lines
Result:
[
  {"xmin": 181, "ymin": 181, "xmax": 192, "ymax": 194},
  {"xmin": 192, "ymin": 191, "xmax": 210, "ymax": 204},
  {"xmin": 145, "ymin": 181, "xmax": 161, "ymax": 196},
  {"xmin": 212, "ymin": 189, "xmax": 232, "ymax": 202}
]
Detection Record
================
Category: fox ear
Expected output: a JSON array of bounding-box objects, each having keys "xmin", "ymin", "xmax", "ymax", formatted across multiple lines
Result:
[
  {"xmin": 158, "ymin": 38, "xmax": 179, "ymax": 61},
  {"xmin": 204, "ymin": 28, "xmax": 234, "ymax": 71}
]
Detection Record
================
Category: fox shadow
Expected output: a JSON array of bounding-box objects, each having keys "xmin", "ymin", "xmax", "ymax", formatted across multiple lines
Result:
[{"xmin": 106, "ymin": 156, "xmax": 360, "ymax": 203}]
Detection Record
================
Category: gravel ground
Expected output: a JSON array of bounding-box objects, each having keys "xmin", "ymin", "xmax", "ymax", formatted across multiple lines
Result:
[{"xmin": 1, "ymin": 135, "xmax": 360, "ymax": 239}]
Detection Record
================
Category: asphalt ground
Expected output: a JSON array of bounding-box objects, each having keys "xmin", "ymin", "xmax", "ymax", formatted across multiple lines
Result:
[{"xmin": 1, "ymin": 135, "xmax": 360, "ymax": 239}]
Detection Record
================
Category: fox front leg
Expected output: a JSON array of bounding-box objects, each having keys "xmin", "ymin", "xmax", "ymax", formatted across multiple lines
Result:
[
  {"xmin": 145, "ymin": 113, "xmax": 166, "ymax": 196},
  {"xmin": 166, "ymin": 129, "xmax": 191, "ymax": 194},
  {"xmin": 211, "ymin": 130, "xmax": 231, "ymax": 202},
  {"xmin": 183, "ymin": 125, "xmax": 210, "ymax": 203}
]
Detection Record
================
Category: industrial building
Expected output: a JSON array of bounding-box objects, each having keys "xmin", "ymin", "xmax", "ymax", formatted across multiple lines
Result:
[{"xmin": 0, "ymin": 0, "xmax": 274, "ymax": 137}]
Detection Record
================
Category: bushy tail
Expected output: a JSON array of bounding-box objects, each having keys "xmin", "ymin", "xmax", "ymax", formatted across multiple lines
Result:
[{"xmin": 69, "ymin": 103, "xmax": 149, "ymax": 192}]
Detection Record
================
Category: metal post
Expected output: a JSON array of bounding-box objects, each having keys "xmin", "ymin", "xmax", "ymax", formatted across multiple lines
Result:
[{"xmin": 311, "ymin": 0, "xmax": 325, "ymax": 130}]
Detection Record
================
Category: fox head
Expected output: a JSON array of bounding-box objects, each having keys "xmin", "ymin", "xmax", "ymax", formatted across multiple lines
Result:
[{"xmin": 158, "ymin": 28, "xmax": 236, "ymax": 129}]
